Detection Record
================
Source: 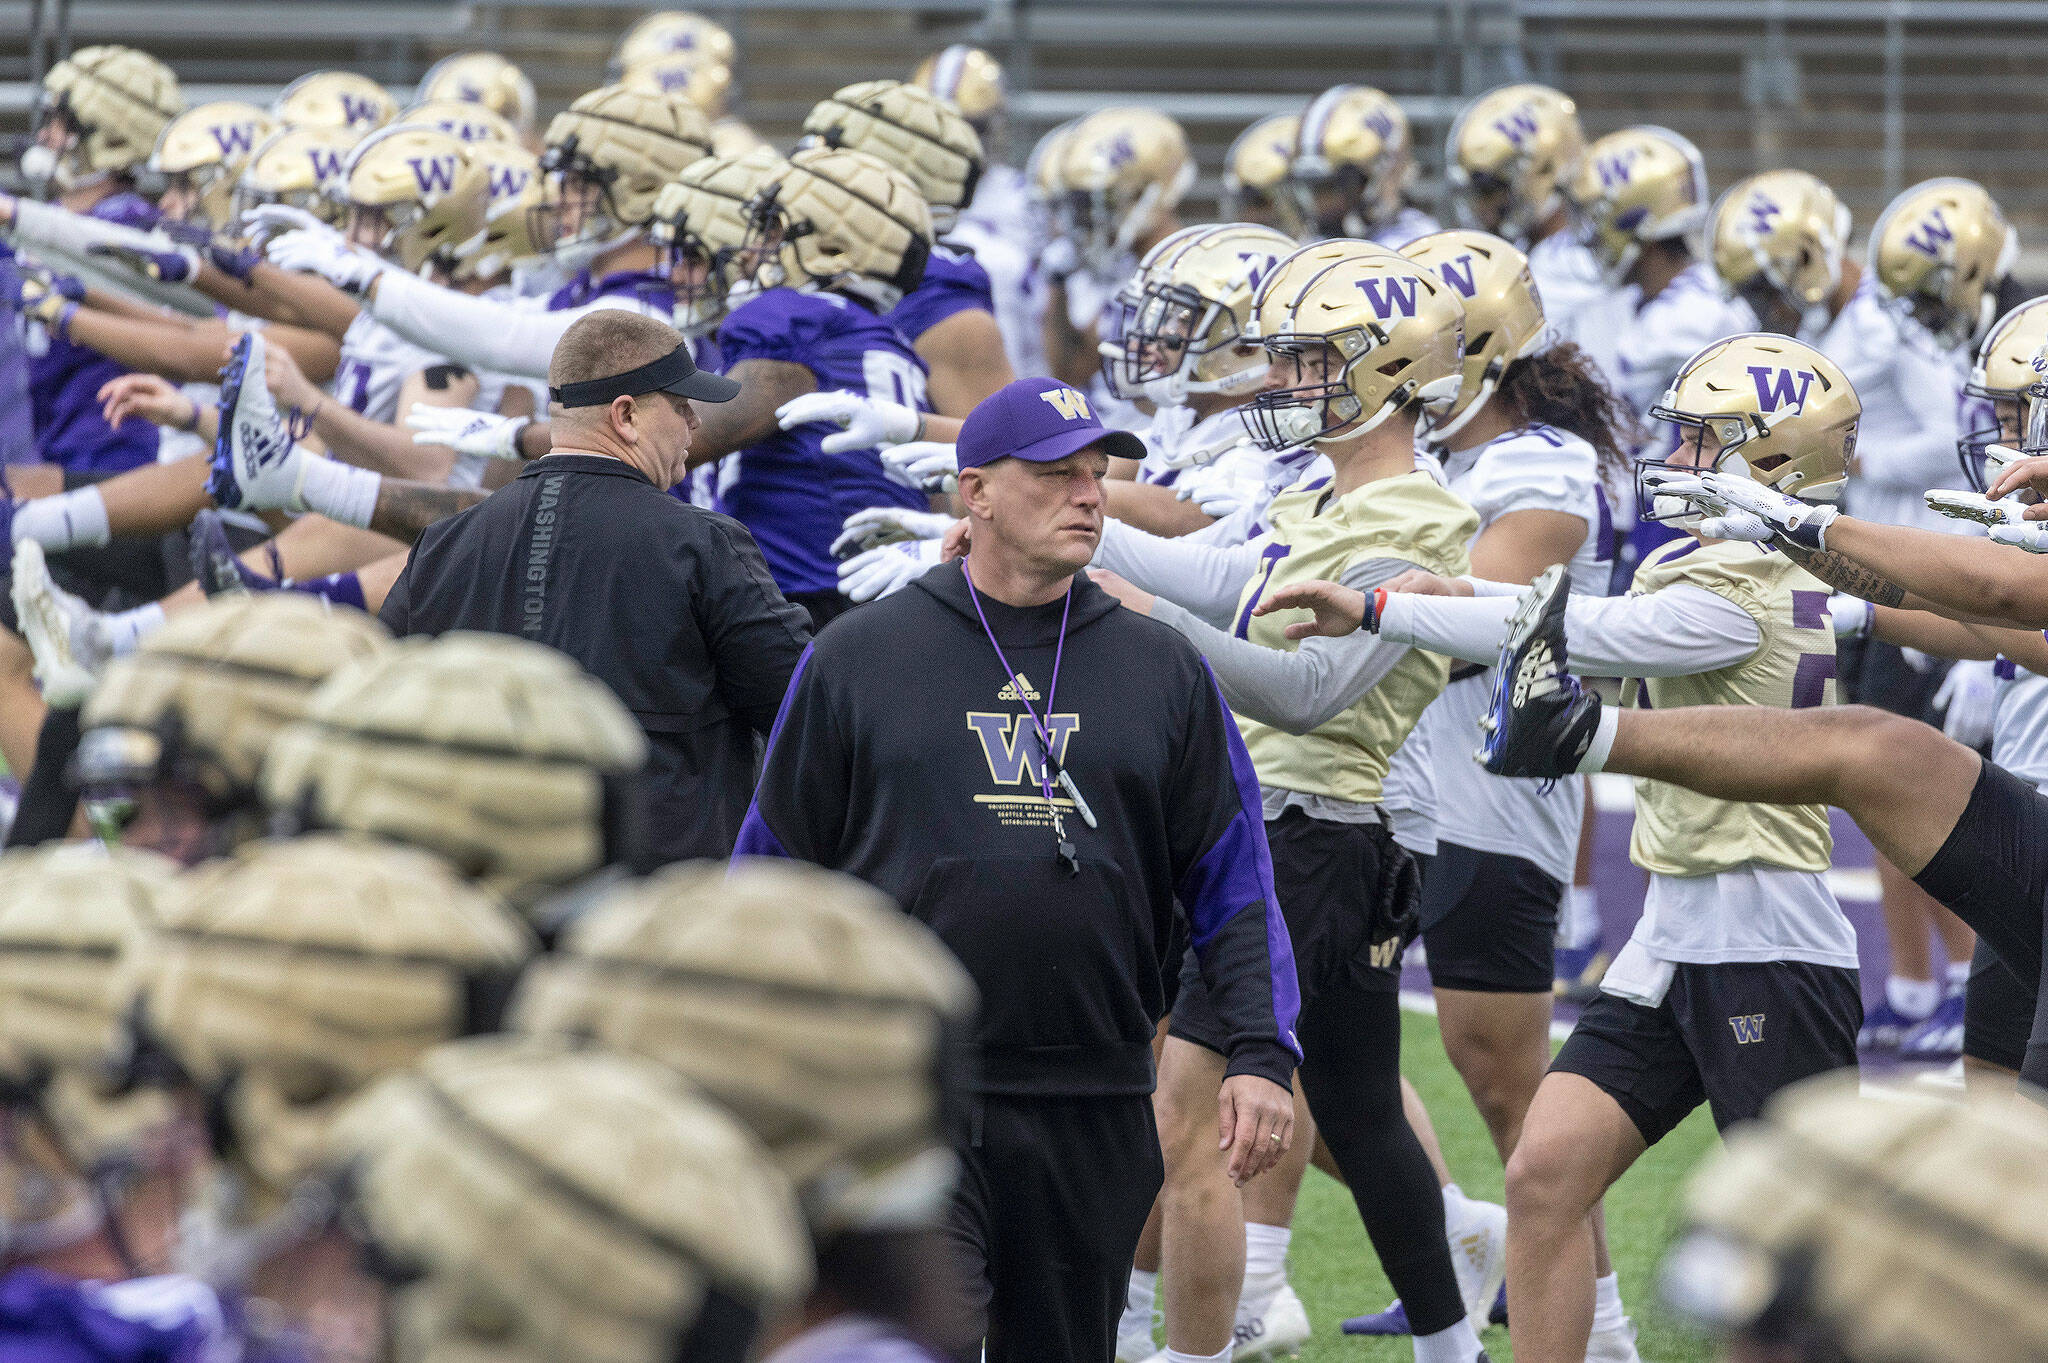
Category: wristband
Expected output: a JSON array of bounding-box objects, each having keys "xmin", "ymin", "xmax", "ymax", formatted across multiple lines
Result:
[
  {"xmin": 1367, "ymin": 586, "xmax": 1388, "ymax": 633},
  {"xmin": 53, "ymin": 301, "xmax": 77, "ymax": 342}
]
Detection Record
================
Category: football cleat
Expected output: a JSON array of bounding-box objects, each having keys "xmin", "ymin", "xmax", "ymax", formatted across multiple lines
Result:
[
  {"xmin": 1234, "ymin": 1282, "xmax": 1311, "ymax": 1360},
  {"xmin": 186, "ymin": 509, "xmax": 283, "ymax": 598},
  {"xmin": 1344, "ymin": 1200, "xmax": 1507, "ymax": 1337},
  {"xmin": 1898, "ymin": 989, "xmax": 1966, "ymax": 1059},
  {"xmin": 1114, "ymin": 1330, "xmax": 1158, "ymax": 1363},
  {"xmin": 1342, "ymin": 1299, "xmax": 1412, "ymax": 1337},
  {"xmin": 1585, "ymin": 1317, "xmax": 1642, "ymax": 1363},
  {"xmin": 1857, "ymin": 999, "xmax": 1926, "ymax": 1053},
  {"xmin": 1554, "ymin": 943, "xmax": 1612, "ymax": 1005},
  {"xmin": 209, "ymin": 332, "xmax": 306, "ymax": 513},
  {"xmin": 10, "ymin": 540, "xmax": 107, "ymax": 707},
  {"xmin": 1477, "ymin": 565, "xmax": 1601, "ymax": 779}
]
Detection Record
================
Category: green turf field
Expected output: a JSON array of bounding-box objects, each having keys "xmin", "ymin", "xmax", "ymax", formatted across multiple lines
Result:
[{"xmin": 1283, "ymin": 1007, "xmax": 1719, "ymax": 1362}]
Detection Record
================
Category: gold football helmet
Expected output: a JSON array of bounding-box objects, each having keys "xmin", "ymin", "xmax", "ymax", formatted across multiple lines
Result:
[
  {"xmin": 1567, "ymin": 125, "xmax": 1710, "ymax": 283},
  {"xmin": 0, "ymin": 843, "xmax": 176, "ymax": 1177},
  {"xmin": 271, "ymin": 70, "xmax": 396, "ymax": 134},
  {"xmin": 709, "ymin": 116, "xmax": 766, "ymax": 157},
  {"xmin": 1662, "ymin": 1073, "xmax": 2048, "ymax": 1363},
  {"xmin": 1221, "ymin": 114, "xmax": 1304, "ymax": 238},
  {"xmin": 418, "ymin": 51, "xmax": 538, "ymax": 136},
  {"xmin": 1445, "ymin": 83, "xmax": 1585, "ymax": 245},
  {"xmin": 1401, "ymin": 229, "xmax": 1548, "ymax": 442},
  {"xmin": 1287, "ymin": 84, "xmax": 1413, "ymax": 240},
  {"xmin": 611, "ymin": 9, "xmax": 737, "ymax": 77},
  {"xmin": 512, "ymin": 859, "xmax": 976, "ymax": 1235},
  {"xmin": 1243, "ymin": 245, "xmax": 1464, "ymax": 449},
  {"xmin": 651, "ymin": 146, "xmax": 787, "ymax": 331},
  {"xmin": 535, "ymin": 84, "xmax": 714, "ymax": 265},
  {"xmin": 1054, "ymin": 106, "xmax": 1195, "ymax": 274},
  {"xmin": 397, "ymin": 97, "xmax": 518, "ymax": 147},
  {"xmin": 341, "ymin": 124, "xmax": 490, "ymax": 274},
  {"xmin": 1869, "ymin": 177, "xmax": 2018, "ymax": 350},
  {"xmin": 912, "ymin": 45, "xmax": 1006, "ymax": 131},
  {"xmin": 25, "ymin": 45, "xmax": 182, "ymax": 193},
  {"xmin": 454, "ymin": 139, "xmax": 543, "ymax": 282},
  {"xmin": 1958, "ymin": 295, "xmax": 2048, "ymax": 488},
  {"xmin": 140, "ymin": 835, "xmax": 534, "ymax": 1200},
  {"xmin": 1710, "ymin": 170, "xmax": 1852, "ymax": 332},
  {"xmin": 619, "ymin": 54, "xmax": 734, "ymax": 121},
  {"xmin": 747, "ymin": 146, "xmax": 934, "ymax": 311},
  {"xmin": 233, "ymin": 124, "xmax": 362, "ymax": 225},
  {"xmin": 260, "ymin": 633, "xmax": 648, "ymax": 914},
  {"xmin": 802, "ymin": 79, "xmax": 984, "ymax": 234},
  {"xmin": 148, "ymin": 100, "xmax": 276, "ymax": 229},
  {"xmin": 335, "ymin": 1037, "xmax": 812, "ymax": 1363},
  {"xmin": 1644, "ymin": 333, "xmax": 1858, "ymax": 523},
  {"xmin": 1106, "ymin": 222, "xmax": 1298, "ymax": 404}
]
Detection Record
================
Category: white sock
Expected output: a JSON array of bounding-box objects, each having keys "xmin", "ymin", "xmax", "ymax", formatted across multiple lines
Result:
[
  {"xmin": 101, "ymin": 603, "xmax": 164, "ymax": 658},
  {"xmin": 1165, "ymin": 1347, "xmax": 1232, "ymax": 1363},
  {"xmin": 1118, "ymin": 1268, "xmax": 1157, "ymax": 1340},
  {"xmin": 11, "ymin": 486, "xmax": 110, "ymax": 551},
  {"xmin": 296, "ymin": 452, "xmax": 383, "ymax": 529},
  {"xmin": 1945, "ymin": 959, "xmax": 1972, "ymax": 992},
  {"xmin": 1561, "ymin": 884, "xmax": 1601, "ymax": 949},
  {"xmin": 1241, "ymin": 1222, "xmax": 1290, "ymax": 1314},
  {"xmin": 1590, "ymin": 1271, "xmax": 1627, "ymax": 1334},
  {"xmin": 1887, "ymin": 975, "xmax": 1939, "ymax": 1020},
  {"xmin": 1412, "ymin": 1316, "xmax": 1482, "ymax": 1363},
  {"xmin": 1578, "ymin": 706, "xmax": 1619, "ymax": 773}
]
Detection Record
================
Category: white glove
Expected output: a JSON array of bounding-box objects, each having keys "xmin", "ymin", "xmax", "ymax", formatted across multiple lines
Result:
[
  {"xmin": 880, "ymin": 440, "xmax": 958, "ymax": 493},
  {"xmin": 241, "ymin": 203, "xmax": 336, "ymax": 249},
  {"xmin": 838, "ymin": 539, "xmax": 942, "ymax": 603},
  {"xmin": 1925, "ymin": 488, "xmax": 2027, "ymax": 529},
  {"xmin": 1988, "ymin": 521, "xmax": 2048, "ymax": 553},
  {"xmin": 1934, "ymin": 658, "xmax": 2000, "ymax": 748},
  {"xmin": 1639, "ymin": 469, "xmax": 1838, "ymax": 548},
  {"xmin": 1174, "ymin": 460, "xmax": 1266, "ymax": 521},
  {"xmin": 1827, "ymin": 593, "xmax": 1874, "ymax": 641},
  {"xmin": 406, "ymin": 403, "xmax": 532, "ymax": 460},
  {"xmin": 776, "ymin": 390, "xmax": 922, "ymax": 454},
  {"xmin": 829, "ymin": 505, "xmax": 957, "ymax": 559},
  {"xmin": 265, "ymin": 228, "xmax": 386, "ymax": 295}
]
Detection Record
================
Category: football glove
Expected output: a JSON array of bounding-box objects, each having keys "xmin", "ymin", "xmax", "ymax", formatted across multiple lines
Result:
[
  {"xmin": 1174, "ymin": 459, "xmax": 1266, "ymax": 521},
  {"xmin": 265, "ymin": 228, "xmax": 386, "ymax": 296},
  {"xmin": 406, "ymin": 404, "xmax": 531, "ymax": 460},
  {"xmin": 1987, "ymin": 521, "xmax": 2048, "ymax": 554},
  {"xmin": 1925, "ymin": 488, "xmax": 2027, "ymax": 529},
  {"xmin": 1826, "ymin": 593, "xmax": 1874, "ymax": 641},
  {"xmin": 838, "ymin": 539, "xmax": 942, "ymax": 603},
  {"xmin": 1639, "ymin": 468, "xmax": 1838, "ymax": 549},
  {"xmin": 829, "ymin": 505, "xmax": 956, "ymax": 559},
  {"xmin": 775, "ymin": 390, "xmax": 922, "ymax": 454},
  {"xmin": 7, "ymin": 264, "xmax": 83, "ymax": 335},
  {"xmin": 1933, "ymin": 658, "xmax": 1999, "ymax": 748},
  {"xmin": 241, "ymin": 203, "xmax": 333, "ymax": 249},
  {"xmin": 86, "ymin": 239, "xmax": 199, "ymax": 284},
  {"xmin": 880, "ymin": 440, "xmax": 958, "ymax": 493}
]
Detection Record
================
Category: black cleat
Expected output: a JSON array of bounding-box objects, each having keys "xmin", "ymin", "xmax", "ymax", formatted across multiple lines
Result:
[
  {"xmin": 186, "ymin": 509, "xmax": 282, "ymax": 598},
  {"xmin": 1476, "ymin": 564, "xmax": 1602, "ymax": 780}
]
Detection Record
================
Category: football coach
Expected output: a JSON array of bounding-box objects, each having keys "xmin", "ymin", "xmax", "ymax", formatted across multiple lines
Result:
[
  {"xmin": 736, "ymin": 376, "xmax": 1302, "ymax": 1363},
  {"xmin": 380, "ymin": 310, "xmax": 811, "ymax": 866}
]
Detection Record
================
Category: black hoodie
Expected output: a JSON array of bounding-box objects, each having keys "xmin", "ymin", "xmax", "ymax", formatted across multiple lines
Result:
[{"xmin": 736, "ymin": 560, "xmax": 1301, "ymax": 1097}]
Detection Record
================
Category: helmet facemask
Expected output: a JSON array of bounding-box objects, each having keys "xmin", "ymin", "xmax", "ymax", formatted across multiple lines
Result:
[
  {"xmin": 536, "ymin": 136, "xmax": 635, "ymax": 270},
  {"xmin": 1109, "ymin": 281, "xmax": 1264, "ymax": 406},
  {"xmin": 22, "ymin": 100, "xmax": 96, "ymax": 196},
  {"xmin": 1243, "ymin": 329, "xmax": 1454, "ymax": 451}
]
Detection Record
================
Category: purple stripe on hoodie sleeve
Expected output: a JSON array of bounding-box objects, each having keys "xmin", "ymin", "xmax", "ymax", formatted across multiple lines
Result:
[{"xmin": 732, "ymin": 643, "xmax": 815, "ymax": 859}]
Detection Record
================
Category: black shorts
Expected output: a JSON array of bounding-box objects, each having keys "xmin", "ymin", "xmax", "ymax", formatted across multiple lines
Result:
[
  {"xmin": 1171, "ymin": 809, "xmax": 1415, "ymax": 1055},
  {"xmin": 1964, "ymin": 937, "xmax": 2032, "ymax": 1072},
  {"xmin": 1839, "ymin": 637, "xmax": 1950, "ymax": 722},
  {"xmin": 1910, "ymin": 757, "xmax": 2047, "ymax": 1045},
  {"xmin": 1418, "ymin": 841, "xmax": 1562, "ymax": 994},
  {"xmin": 1552, "ymin": 961, "xmax": 1861, "ymax": 1143}
]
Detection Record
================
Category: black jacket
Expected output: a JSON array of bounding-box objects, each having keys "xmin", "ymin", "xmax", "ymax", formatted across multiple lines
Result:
[
  {"xmin": 381, "ymin": 454, "xmax": 811, "ymax": 863},
  {"xmin": 736, "ymin": 560, "xmax": 1301, "ymax": 1097}
]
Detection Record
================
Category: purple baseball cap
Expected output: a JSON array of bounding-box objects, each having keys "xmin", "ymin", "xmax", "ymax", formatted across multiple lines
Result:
[{"xmin": 956, "ymin": 376, "xmax": 1147, "ymax": 470}]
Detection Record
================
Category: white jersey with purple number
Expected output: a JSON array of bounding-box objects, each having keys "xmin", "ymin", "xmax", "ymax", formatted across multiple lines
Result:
[
  {"xmin": 333, "ymin": 311, "xmax": 444, "ymax": 424},
  {"xmin": 1563, "ymin": 260, "xmax": 1757, "ymax": 420}
]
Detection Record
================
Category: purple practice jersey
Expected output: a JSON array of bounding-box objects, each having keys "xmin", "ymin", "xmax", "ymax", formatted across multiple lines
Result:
[
  {"xmin": 885, "ymin": 241, "xmax": 995, "ymax": 348},
  {"xmin": 6, "ymin": 192, "xmax": 160, "ymax": 476},
  {"xmin": 716, "ymin": 287, "xmax": 931, "ymax": 596},
  {"xmin": 547, "ymin": 264, "xmax": 677, "ymax": 314},
  {"xmin": 0, "ymin": 1269, "xmax": 227, "ymax": 1363}
]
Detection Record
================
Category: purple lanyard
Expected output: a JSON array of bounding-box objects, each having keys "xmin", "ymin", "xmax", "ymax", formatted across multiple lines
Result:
[{"xmin": 963, "ymin": 559, "xmax": 1080, "ymax": 872}]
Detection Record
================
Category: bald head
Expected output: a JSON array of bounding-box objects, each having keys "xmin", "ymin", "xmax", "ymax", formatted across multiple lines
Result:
[{"xmin": 549, "ymin": 309, "xmax": 686, "ymax": 396}]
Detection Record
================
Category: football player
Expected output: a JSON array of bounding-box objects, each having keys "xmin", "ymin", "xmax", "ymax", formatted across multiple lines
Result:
[
  {"xmin": 800, "ymin": 79, "xmax": 1014, "ymax": 414},
  {"xmin": 1286, "ymin": 85, "xmax": 1438, "ymax": 248},
  {"xmin": 609, "ymin": 7, "xmax": 737, "ymax": 80},
  {"xmin": 270, "ymin": 69, "xmax": 396, "ymax": 134},
  {"xmin": 1707, "ymin": 170, "xmax": 1857, "ymax": 341},
  {"xmin": 1814, "ymin": 178, "xmax": 2018, "ymax": 1056},
  {"xmin": 1443, "ymin": 84, "xmax": 1600, "ymax": 329},
  {"xmin": 417, "ymin": 50, "xmax": 540, "ymax": 148},
  {"xmin": 512, "ymin": 859, "xmax": 980, "ymax": 1359},
  {"xmin": 1220, "ymin": 114, "xmax": 1306, "ymax": 238},
  {"xmin": 1261, "ymin": 333, "xmax": 1864, "ymax": 1363},
  {"xmin": 1088, "ymin": 245, "xmax": 1490, "ymax": 1363}
]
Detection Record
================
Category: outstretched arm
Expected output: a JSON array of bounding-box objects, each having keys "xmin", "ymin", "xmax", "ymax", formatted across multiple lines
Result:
[
  {"xmin": 1373, "ymin": 584, "xmax": 1760, "ymax": 677},
  {"xmin": 1779, "ymin": 526, "xmax": 2045, "ymax": 626}
]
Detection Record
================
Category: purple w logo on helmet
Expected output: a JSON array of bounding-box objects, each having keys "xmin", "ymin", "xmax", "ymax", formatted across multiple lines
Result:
[
  {"xmin": 210, "ymin": 122, "xmax": 261, "ymax": 157},
  {"xmin": 1361, "ymin": 106, "xmax": 1397, "ymax": 142},
  {"xmin": 487, "ymin": 165, "xmax": 531, "ymax": 198},
  {"xmin": 408, "ymin": 156, "xmax": 459, "ymax": 195},
  {"xmin": 1433, "ymin": 254, "xmax": 1479, "ymax": 298},
  {"xmin": 1902, "ymin": 207, "xmax": 1954, "ymax": 259},
  {"xmin": 1596, "ymin": 152, "xmax": 1635, "ymax": 189},
  {"xmin": 308, "ymin": 148, "xmax": 346, "ymax": 180},
  {"xmin": 1744, "ymin": 193, "xmax": 1783, "ymax": 238},
  {"xmin": 1105, "ymin": 133, "xmax": 1137, "ymax": 170},
  {"xmin": 1748, "ymin": 364, "xmax": 1816, "ymax": 412},
  {"xmin": 1354, "ymin": 275, "xmax": 1419, "ymax": 319},
  {"xmin": 1491, "ymin": 105, "xmax": 1539, "ymax": 147},
  {"xmin": 338, "ymin": 93, "xmax": 384, "ymax": 128}
]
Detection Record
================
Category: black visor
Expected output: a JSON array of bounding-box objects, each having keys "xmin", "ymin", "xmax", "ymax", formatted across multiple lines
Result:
[{"xmin": 549, "ymin": 343, "xmax": 741, "ymax": 408}]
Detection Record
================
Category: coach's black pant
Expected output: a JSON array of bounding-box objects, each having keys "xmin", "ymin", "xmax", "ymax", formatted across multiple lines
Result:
[{"xmin": 946, "ymin": 1092, "xmax": 1162, "ymax": 1363}]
